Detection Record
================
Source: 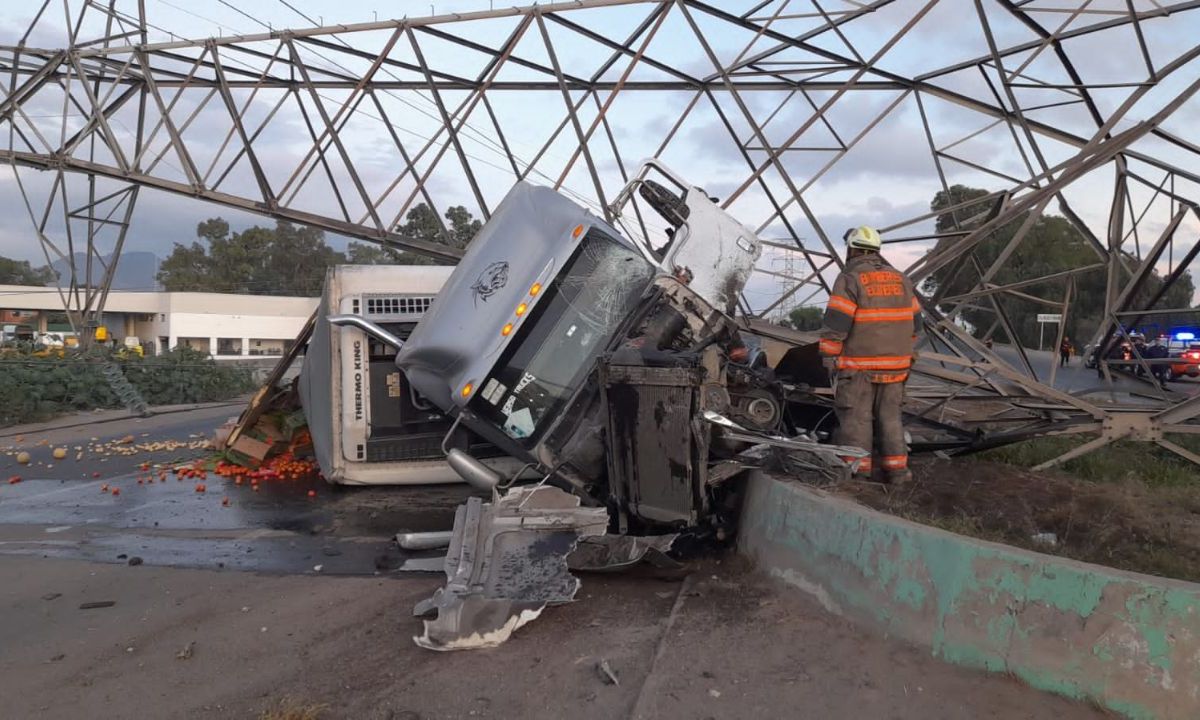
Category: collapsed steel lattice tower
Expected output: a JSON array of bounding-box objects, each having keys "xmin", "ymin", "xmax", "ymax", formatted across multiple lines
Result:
[{"xmin": 3, "ymin": 0, "xmax": 1200, "ymax": 464}]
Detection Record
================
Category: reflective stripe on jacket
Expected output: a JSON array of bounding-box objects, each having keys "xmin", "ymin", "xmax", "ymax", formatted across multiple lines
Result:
[{"xmin": 819, "ymin": 253, "xmax": 921, "ymax": 382}]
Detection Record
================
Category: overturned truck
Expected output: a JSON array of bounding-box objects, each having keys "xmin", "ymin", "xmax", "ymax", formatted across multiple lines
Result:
[
  {"xmin": 333, "ymin": 162, "xmax": 841, "ymax": 537},
  {"xmin": 330, "ymin": 162, "xmax": 863, "ymax": 649}
]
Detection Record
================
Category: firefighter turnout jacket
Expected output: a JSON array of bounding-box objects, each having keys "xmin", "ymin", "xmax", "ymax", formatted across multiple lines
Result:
[{"xmin": 819, "ymin": 253, "xmax": 921, "ymax": 383}]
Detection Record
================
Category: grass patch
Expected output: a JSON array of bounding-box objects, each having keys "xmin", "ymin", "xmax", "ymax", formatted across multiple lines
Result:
[
  {"xmin": 842, "ymin": 457, "xmax": 1200, "ymax": 582},
  {"xmin": 978, "ymin": 434, "xmax": 1200, "ymax": 487}
]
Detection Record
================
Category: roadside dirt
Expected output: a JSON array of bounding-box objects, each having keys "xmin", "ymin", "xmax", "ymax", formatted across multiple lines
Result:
[
  {"xmin": 0, "ymin": 555, "xmax": 1105, "ymax": 720},
  {"xmin": 839, "ymin": 457, "xmax": 1200, "ymax": 582}
]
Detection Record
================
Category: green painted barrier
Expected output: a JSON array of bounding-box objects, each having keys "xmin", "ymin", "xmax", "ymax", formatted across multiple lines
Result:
[{"xmin": 739, "ymin": 473, "xmax": 1200, "ymax": 720}]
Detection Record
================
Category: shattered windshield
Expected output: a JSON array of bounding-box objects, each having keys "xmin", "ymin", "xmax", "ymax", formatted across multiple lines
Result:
[{"xmin": 470, "ymin": 229, "xmax": 655, "ymax": 448}]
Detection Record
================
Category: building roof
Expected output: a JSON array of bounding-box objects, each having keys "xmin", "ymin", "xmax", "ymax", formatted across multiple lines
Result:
[{"xmin": 0, "ymin": 285, "xmax": 318, "ymax": 316}]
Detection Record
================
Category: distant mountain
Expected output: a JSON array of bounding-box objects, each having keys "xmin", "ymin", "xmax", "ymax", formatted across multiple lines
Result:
[{"xmin": 50, "ymin": 251, "xmax": 160, "ymax": 290}]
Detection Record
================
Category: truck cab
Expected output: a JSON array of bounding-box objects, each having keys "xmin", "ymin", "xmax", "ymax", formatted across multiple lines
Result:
[{"xmin": 392, "ymin": 183, "xmax": 658, "ymax": 458}]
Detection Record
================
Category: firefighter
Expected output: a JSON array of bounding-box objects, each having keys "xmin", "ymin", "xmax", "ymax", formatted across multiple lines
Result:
[{"xmin": 819, "ymin": 226, "xmax": 922, "ymax": 484}]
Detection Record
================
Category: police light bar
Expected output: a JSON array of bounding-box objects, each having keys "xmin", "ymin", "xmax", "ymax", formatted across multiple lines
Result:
[{"xmin": 1176, "ymin": 331, "xmax": 1196, "ymax": 341}]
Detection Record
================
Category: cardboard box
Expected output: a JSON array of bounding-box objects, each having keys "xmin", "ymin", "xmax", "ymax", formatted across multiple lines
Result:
[
  {"xmin": 250, "ymin": 420, "xmax": 287, "ymax": 443},
  {"xmin": 281, "ymin": 409, "xmax": 309, "ymax": 436},
  {"xmin": 229, "ymin": 434, "xmax": 275, "ymax": 467}
]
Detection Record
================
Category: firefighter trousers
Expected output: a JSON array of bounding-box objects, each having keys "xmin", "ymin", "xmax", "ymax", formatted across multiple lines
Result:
[{"xmin": 832, "ymin": 370, "xmax": 909, "ymax": 481}]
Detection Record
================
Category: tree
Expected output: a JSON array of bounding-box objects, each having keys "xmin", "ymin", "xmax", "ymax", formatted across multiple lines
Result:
[
  {"xmin": 923, "ymin": 184, "xmax": 1196, "ymax": 348},
  {"xmin": 346, "ymin": 203, "xmax": 481, "ymax": 266},
  {"xmin": 0, "ymin": 256, "xmax": 56, "ymax": 286},
  {"xmin": 157, "ymin": 219, "xmax": 346, "ymax": 296},
  {"xmin": 786, "ymin": 306, "xmax": 824, "ymax": 331}
]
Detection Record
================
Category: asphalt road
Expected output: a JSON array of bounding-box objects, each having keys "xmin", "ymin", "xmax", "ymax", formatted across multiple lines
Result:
[
  {"xmin": 0, "ymin": 404, "xmax": 473, "ymax": 575},
  {"xmin": 988, "ymin": 344, "xmax": 1199, "ymax": 397},
  {"xmin": 0, "ymin": 405, "xmax": 1111, "ymax": 719}
]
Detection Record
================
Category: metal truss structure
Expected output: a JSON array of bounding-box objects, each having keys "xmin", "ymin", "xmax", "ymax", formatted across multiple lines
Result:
[{"xmin": 3, "ymin": 0, "xmax": 1200, "ymax": 465}]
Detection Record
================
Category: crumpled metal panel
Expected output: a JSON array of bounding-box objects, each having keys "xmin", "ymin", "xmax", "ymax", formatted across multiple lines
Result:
[{"xmin": 413, "ymin": 485, "xmax": 608, "ymax": 651}]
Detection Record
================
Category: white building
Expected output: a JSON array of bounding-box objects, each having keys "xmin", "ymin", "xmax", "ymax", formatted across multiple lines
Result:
[{"xmin": 0, "ymin": 285, "xmax": 318, "ymax": 359}]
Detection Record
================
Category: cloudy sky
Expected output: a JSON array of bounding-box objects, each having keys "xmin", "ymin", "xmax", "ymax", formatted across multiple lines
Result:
[{"xmin": 1, "ymin": 0, "xmax": 1197, "ymax": 311}]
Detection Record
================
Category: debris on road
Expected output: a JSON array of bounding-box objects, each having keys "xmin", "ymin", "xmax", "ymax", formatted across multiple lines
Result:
[
  {"xmin": 396, "ymin": 556, "xmax": 446, "ymax": 573},
  {"xmin": 568, "ymin": 534, "xmax": 679, "ymax": 573},
  {"xmin": 1032, "ymin": 532, "xmax": 1059, "ymax": 547},
  {"xmin": 211, "ymin": 402, "xmax": 320, "ymax": 483},
  {"xmin": 396, "ymin": 531, "xmax": 454, "ymax": 550},
  {"xmin": 78, "ymin": 601, "xmax": 116, "ymax": 610},
  {"xmin": 413, "ymin": 485, "xmax": 607, "ymax": 651},
  {"xmin": 176, "ymin": 641, "xmax": 195, "ymax": 660},
  {"xmin": 3, "ymin": 436, "xmax": 211, "ymax": 469},
  {"xmin": 596, "ymin": 659, "xmax": 620, "ymax": 686}
]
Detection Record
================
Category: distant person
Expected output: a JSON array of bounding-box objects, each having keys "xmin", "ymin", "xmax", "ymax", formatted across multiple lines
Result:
[
  {"xmin": 1059, "ymin": 338, "xmax": 1072, "ymax": 367},
  {"xmin": 1147, "ymin": 337, "xmax": 1170, "ymax": 386},
  {"xmin": 1131, "ymin": 334, "xmax": 1148, "ymax": 376}
]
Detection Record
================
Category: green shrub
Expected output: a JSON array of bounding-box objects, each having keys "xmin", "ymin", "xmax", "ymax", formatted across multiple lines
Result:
[{"xmin": 0, "ymin": 347, "xmax": 255, "ymax": 426}]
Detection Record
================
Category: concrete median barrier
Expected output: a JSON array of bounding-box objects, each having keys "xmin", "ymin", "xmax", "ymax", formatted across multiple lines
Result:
[{"xmin": 738, "ymin": 472, "xmax": 1200, "ymax": 720}]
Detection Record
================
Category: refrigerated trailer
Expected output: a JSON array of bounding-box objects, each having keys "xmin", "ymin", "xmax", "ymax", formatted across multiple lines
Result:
[{"xmin": 300, "ymin": 264, "xmax": 521, "ymax": 485}]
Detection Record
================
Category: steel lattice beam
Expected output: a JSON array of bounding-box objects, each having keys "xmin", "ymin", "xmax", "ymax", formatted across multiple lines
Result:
[{"xmin": 3, "ymin": 0, "xmax": 1200, "ymax": 455}]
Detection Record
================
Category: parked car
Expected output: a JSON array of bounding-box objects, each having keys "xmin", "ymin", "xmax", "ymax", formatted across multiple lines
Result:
[
  {"xmin": 39, "ymin": 332, "xmax": 65, "ymax": 348},
  {"xmin": 1083, "ymin": 340, "xmax": 1132, "ymax": 370},
  {"xmin": 1083, "ymin": 343, "xmax": 1098, "ymax": 369},
  {"xmin": 117, "ymin": 336, "xmax": 144, "ymax": 358},
  {"xmin": 1, "ymin": 323, "xmax": 35, "ymax": 345},
  {"xmin": 1166, "ymin": 343, "xmax": 1200, "ymax": 381}
]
